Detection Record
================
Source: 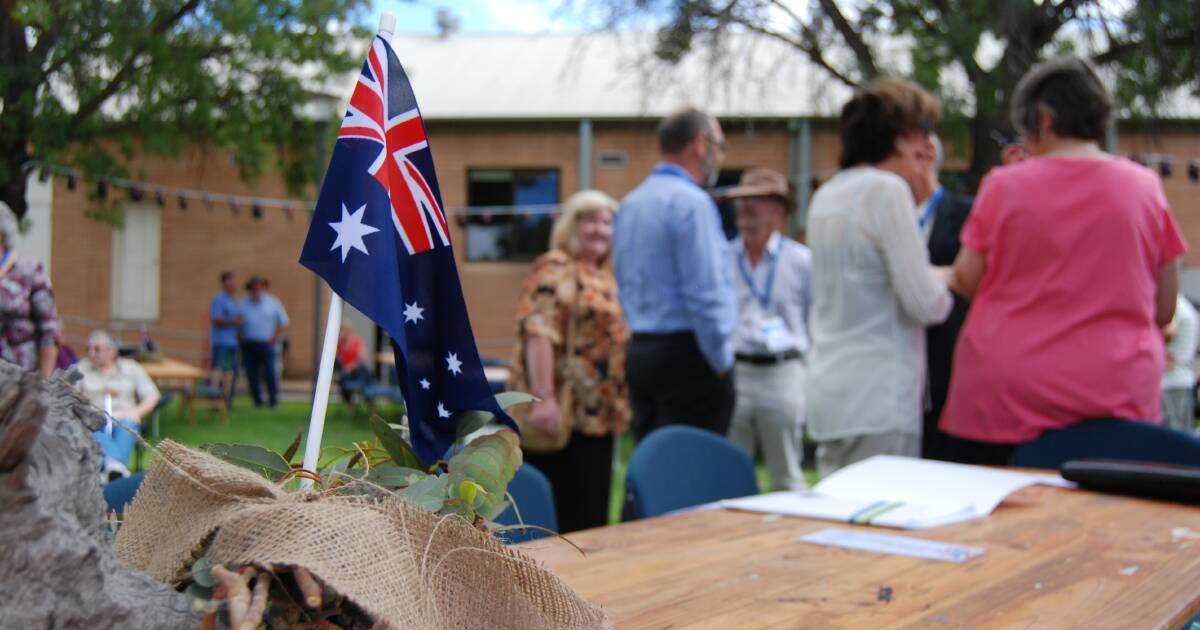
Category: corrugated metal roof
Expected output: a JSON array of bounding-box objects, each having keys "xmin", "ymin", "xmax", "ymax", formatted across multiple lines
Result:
[
  {"xmin": 329, "ymin": 31, "xmax": 1199, "ymax": 122},
  {"xmin": 371, "ymin": 32, "xmax": 855, "ymax": 120}
]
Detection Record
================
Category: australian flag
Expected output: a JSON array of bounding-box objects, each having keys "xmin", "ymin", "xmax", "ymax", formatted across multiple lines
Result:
[{"xmin": 300, "ymin": 33, "xmax": 515, "ymax": 464}]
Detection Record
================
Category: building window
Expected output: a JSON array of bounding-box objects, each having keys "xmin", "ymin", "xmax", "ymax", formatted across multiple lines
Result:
[
  {"xmin": 111, "ymin": 203, "xmax": 161, "ymax": 321},
  {"xmin": 464, "ymin": 169, "xmax": 559, "ymax": 262}
]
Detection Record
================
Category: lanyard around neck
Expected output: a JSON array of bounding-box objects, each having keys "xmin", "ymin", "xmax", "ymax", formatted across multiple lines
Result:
[
  {"xmin": 737, "ymin": 244, "xmax": 778, "ymax": 310},
  {"xmin": 919, "ymin": 187, "xmax": 943, "ymax": 230},
  {"xmin": 652, "ymin": 164, "xmax": 701, "ymax": 189}
]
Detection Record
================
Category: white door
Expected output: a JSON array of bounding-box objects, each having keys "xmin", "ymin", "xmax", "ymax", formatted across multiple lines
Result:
[{"xmin": 111, "ymin": 203, "xmax": 161, "ymax": 321}]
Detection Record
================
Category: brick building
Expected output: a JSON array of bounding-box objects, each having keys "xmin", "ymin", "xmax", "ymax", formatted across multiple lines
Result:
[{"xmin": 29, "ymin": 32, "xmax": 1200, "ymax": 377}]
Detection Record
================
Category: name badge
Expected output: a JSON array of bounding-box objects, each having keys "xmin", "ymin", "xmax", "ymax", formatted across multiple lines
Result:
[{"xmin": 760, "ymin": 316, "xmax": 795, "ymax": 353}]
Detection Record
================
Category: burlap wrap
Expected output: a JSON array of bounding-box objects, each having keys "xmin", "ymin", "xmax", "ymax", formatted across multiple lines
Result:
[{"xmin": 114, "ymin": 440, "xmax": 609, "ymax": 629}]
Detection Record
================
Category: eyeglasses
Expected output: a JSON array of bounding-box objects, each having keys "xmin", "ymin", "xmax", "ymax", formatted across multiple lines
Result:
[{"xmin": 704, "ymin": 134, "xmax": 726, "ymax": 152}]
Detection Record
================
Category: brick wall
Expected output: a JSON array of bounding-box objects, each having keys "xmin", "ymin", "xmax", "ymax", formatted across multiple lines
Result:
[
  {"xmin": 45, "ymin": 121, "xmax": 1200, "ymax": 377},
  {"xmin": 50, "ymin": 143, "xmax": 326, "ymax": 376}
]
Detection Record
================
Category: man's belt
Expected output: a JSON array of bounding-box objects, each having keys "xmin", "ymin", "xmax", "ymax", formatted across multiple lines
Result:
[{"xmin": 735, "ymin": 349, "xmax": 802, "ymax": 365}]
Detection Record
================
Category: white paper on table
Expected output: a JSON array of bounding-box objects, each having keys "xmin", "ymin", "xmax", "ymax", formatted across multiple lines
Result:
[
  {"xmin": 799, "ymin": 528, "xmax": 986, "ymax": 563},
  {"xmin": 721, "ymin": 455, "xmax": 1069, "ymax": 529}
]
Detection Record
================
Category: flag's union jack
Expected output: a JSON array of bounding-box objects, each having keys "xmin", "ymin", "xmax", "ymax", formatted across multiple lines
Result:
[
  {"xmin": 339, "ymin": 37, "xmax": 450, "ymax": 255},
  {"xmin": 300, "ymin": 34, "xmax": 516, "ymax": 465}
]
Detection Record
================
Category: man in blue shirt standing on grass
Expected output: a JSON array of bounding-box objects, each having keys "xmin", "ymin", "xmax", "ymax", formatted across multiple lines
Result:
[
  {"xmin": 239, "ymin": 274, "xmax": 289, "ymax": 408},
  {"xmin": 209, "ymin": 271, "xmax": 242, "ymax": 408},
  {"xmin": 614, "ymin": 107, "xmax": 738, "ymax": 438}
]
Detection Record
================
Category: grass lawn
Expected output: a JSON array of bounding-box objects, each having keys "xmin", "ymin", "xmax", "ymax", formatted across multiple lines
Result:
[
  {"xmin": 148, "ymin": 398, "xmax": 391, "ymax": 457},
  {"xmin": 147, "ymin": 397, "xmax": 815, "ymax": 526}
]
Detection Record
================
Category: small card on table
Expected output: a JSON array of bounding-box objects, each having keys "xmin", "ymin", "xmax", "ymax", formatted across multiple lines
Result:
[{"xmin": 799, "ymin": 528, "xmax": 986, "ymax": 563}]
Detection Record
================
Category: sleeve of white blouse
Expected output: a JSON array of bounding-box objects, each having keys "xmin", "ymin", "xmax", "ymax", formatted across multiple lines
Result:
[{"xmin": 867, "ymin": 177, "xmax": 952, "ymax": 326}]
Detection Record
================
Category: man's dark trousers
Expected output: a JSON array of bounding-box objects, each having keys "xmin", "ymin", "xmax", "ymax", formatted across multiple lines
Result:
[{"xmin": 626, "ymin": 332, "xmax": 735, "ymax": 439}]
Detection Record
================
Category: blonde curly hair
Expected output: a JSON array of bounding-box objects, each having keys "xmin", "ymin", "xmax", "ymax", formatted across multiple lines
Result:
[{"xmin": 548, "ymin": 190, "xmax": 619, "ymax": 263}]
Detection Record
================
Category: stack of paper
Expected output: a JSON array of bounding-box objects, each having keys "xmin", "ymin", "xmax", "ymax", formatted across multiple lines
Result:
[{"xmin": 722, "ymin": 455, "xmax": 1068, "ymax": 529}]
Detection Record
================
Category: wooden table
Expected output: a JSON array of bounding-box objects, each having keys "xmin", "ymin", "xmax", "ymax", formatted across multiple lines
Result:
[
  {"xmin": 136, "ymin": 357, "xmax": 210, "ymax": 431},
  {"xmin": 139, "ymin": 357, "xmax": 207, "ymax": 384},
  {"xmin": 519, "ymin": 485, "xmax": 1200, "ymax": 628}
]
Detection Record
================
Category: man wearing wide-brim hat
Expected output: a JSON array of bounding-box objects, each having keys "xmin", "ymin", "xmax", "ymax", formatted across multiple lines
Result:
[{"xmin": 721, "ymin": 167, "xmax": 813, "ymax": 491}]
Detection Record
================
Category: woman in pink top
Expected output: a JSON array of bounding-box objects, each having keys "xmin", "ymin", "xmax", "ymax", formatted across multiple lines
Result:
[{"xmin": 939, "ymin": 57, "xmax": 1188, "ymax": 465}]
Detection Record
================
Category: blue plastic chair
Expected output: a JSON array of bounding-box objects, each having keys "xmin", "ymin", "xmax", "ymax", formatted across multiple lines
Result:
[
  {"xmin": 624, "ymin": 425, "xmax": 759, "ymax": 519},
  {"xmin": 103, "ymin": 471, "xmax": 145, "ymax": 514},
  {"xmin": 1010, "ymin": 419, "xmax": 1200, "ymax": 469},
  {"xmin": 493, "ymin": 463, "xmax": 558, "ymax": 544},
  {"xmin": 335, "ymin": 361, "xmax": 370, "ymax": 402},
  {"xmin": 362, "ymin": 365, "xmax": 405, "ymax": 405}
]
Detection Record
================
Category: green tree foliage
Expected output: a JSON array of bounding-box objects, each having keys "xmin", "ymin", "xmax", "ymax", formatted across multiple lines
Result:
[
  {"xmin": 583, "ymin": 0, "xmax": 1199, "ymax": 187},
  {"xmin": 0, "ymin": 0, "xmax": 371, "ymax": 219}
]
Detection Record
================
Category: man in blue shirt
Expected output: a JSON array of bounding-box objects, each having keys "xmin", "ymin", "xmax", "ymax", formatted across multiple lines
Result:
[
  {"xmin": 239, "ymin": 275, "xmax": 289, "ymax": 408},
  {"xmin": 614, "ymin": 107, "xmax": 738, "ymax": 438},
  {"xmin": 209, "ymin": 271, "xmax": 242, "ymax": 407}
]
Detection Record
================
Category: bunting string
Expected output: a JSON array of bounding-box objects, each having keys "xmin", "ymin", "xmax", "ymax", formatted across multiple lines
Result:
[
  {"xmin": 23, "ymin": 160, "xmax": 570, "ymax": 221},
  {"xmin": 23, "ymin": 153, "xmax": 1200, "ymax": 224}
]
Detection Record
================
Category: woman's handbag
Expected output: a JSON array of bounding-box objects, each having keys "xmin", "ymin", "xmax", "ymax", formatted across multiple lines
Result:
[{"xmin": 516, "ymin": 269, "xmax": 580, "ymax": 454}]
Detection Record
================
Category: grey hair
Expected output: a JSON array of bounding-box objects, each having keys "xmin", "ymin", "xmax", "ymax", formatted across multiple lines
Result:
[
  {"xmin": 0, "ymin": 202, "xmax": 19, "ymax": 248},
  {"xmin": 1010, "ymin": 56, "xmax": 1112, "ymax": 141},
  {"xmin": 658, "ymin": 107, "xmax": 715, "ymax": 154},
  {"xmin": 87, "ymin": 330, "xmax": 118, "ymax": 349}
]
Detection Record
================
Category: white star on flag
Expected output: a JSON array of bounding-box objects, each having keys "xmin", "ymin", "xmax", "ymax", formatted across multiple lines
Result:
[
  {"xmin": 446, "ymin": 352, "xmax": 462, "ymax": 375},
  {"xmin": 328, "ymin": 203, "xmax": 380, "ymax": 262},
  {"xmin": 437, "ymin": 402, "xmax": 451, "ymax": 418},
  {"xmin": 403, "ymin": 301, "xmax": 424, "ymax": 324},
  {"xmin": 419, "ymin": 378, "xmax": 430, "ymax": 390}
]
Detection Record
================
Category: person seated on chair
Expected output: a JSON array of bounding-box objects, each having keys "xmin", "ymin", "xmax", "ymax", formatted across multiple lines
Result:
[
  {"xmin": 76, "ymin": 330, "xmax": 161, "ymax": 480},
  {"xmin": 335, "ymin": 322, "xmax": 371, "ymax": 410}
]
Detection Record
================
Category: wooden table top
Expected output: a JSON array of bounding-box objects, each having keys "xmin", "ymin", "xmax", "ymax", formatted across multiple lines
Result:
[
  {"xmin": 139, "ymin": 357, "xmax": 207, "ymax": 383},
  {"xmin": 519, "ymin": 484, "xmax": 1200, "ymax": 629}
]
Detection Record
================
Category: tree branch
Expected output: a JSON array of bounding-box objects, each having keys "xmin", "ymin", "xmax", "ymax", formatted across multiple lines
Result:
[
  {"xmin": 691, "ymin": 0, "xmax": 860, "ymax": 87},
  {"xmin": 1092, "ymin": 30, "xmax": 1198, "ymax": 65},
  {"xmin": 816, "ymin": 0, "xmax": 879, "ymax": 79},
  {"xmin": 28, "ymin": 12, "xmax": 66, "ymax": 70},
  {"xmin": 66, "ymin": 0, "xmax": 203, "ymax": 132},
  {"xmin": 732, "ymin": 19, "xmax": 860, "ymax": 87}
]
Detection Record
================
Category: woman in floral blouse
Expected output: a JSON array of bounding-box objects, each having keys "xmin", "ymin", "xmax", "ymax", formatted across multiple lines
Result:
[
  {"xmin": 508, "ymin": 190, "xmax": 628, "ymax": 533},
  {"xmin": 0, "ymin": 204, "xmax": 58, "ymax": 376}
]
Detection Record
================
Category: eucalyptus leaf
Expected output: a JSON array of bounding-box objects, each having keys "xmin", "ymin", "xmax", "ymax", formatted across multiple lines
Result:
[
  {"xmin": 191, "ymin": 558, "xmax": 216, "ymax": 588},
  {"xmin": 348, "ymin": 465, "xmax": 427, "ymax": 489},
  {"xmin": 203, "ymin": 443, "xmax": 291, "ymax": 481},
  {"xmin": 184, "ymin": 581, "xmax": 215, "ymax": 602},
  {"xmin": 457, "ymin": 479, "xmax": 482, "ymax": 508},
  {"xmin": 495, "ymin": 391, "xmax": 538, "ymax": 410},
  {"xmin": 369, "ymin": 414, "xmax": 424, "ymax": 469},
  {"xmin": 453, "ymin": 410, "xmax": 494, "ymax": 446},
  {"xmin": 321, "ymin": 455, "xmax": 351, "ymax": 483},
  {"xmin": 446, "ymin": 429, "xmax": 522, "ymax": 518},
  {"xmin": 282, "ymin": 432, "xmax": 303, "ymax": 464},
  {"xmin": 399, "ymin": 474, "xmax": 450, "ymax": 512}
]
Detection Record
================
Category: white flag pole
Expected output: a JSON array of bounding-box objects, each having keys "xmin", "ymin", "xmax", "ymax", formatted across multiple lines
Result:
[
  {"xmin": 300, "ymin": 292, "xmax": 342, "ymax": 488},
  {"xmin": 299, "ymin": 12, "xmax": 395, "ymax": 489}
]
